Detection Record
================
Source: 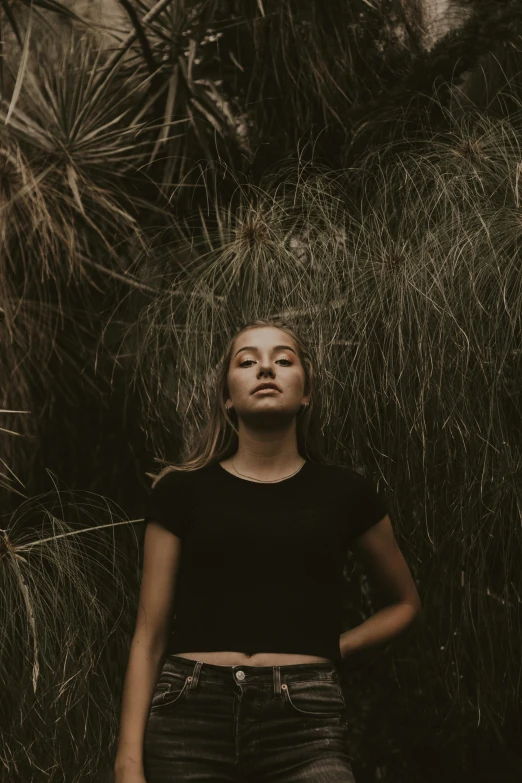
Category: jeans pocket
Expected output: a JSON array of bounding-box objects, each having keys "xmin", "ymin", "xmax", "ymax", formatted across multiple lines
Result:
[
  {"xmin": 282, "ymin": 676, "xmax": 347, "ymax": 717},
  {"xmin": 149, "ymin": 672, "xmax": 192, "ymax": 713}
]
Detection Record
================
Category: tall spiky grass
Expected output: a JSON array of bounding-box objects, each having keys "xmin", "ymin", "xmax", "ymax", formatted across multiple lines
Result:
[
  {"xmin": 0, "ymin": 29, "xmax": 175, "ymax": 493},
  {"xmin": 0, "ymin": 490, "xmax": 142, "ymax": 782}
]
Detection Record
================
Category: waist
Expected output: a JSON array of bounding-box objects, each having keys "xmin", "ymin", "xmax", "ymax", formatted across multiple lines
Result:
[
  {"xmin": 163, "ymin": 653, "xmax": 340, "ymax": 683},
  {"xmin": 172, "ymin": 651, "xmax": 334, "ymax": 667}
]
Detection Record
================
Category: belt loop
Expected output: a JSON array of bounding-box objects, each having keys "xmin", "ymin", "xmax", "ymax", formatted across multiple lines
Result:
[
  {"xmin": 188, "ymin": 660, "xmax": 202, "ymax": 691},
  {"xmin": 273, "ymin": 665, "xmax": 281, "ymax": 698}
]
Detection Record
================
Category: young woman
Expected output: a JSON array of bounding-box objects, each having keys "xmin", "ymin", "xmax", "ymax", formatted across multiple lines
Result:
[{"xmin": 114, "ymin": 318, "xmax": 421, "ymax": 783}]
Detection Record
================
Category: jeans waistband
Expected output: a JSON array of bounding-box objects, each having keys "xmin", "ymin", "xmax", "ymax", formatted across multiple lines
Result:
[{"xmin": 164, "ymin": 653, "xmax": 340, "ymax": 686}]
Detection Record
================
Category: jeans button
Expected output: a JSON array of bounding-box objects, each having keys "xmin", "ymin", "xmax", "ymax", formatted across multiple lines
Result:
[{"xmin": 235, "ymin": 670, "xmax": 245, "ymax": 681}]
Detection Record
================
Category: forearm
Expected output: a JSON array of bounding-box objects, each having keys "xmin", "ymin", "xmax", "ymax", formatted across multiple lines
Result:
[
  {"xmin": 114, "ymin": 637, "xmax": 166, "ymax": 773},
  {"xmin": 340, "ymin": 602, "xmax": 420, "ymax": 659}
]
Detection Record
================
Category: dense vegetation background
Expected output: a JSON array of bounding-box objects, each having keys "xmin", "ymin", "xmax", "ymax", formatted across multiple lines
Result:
[{"xmin": 1, "ymin": 1, "xmax": 521, "ymax": 781}]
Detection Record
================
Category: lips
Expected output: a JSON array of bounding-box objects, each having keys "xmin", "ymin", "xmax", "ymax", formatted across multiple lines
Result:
[{"xmin": 252, "ymin": 383, "xmax": 280, "ymax": 393}]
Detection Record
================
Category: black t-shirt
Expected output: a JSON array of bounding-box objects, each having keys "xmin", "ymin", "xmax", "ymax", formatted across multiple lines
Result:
[{"xmin": 142, "ymin": 459, "xmax": 387, "ymax": 668}]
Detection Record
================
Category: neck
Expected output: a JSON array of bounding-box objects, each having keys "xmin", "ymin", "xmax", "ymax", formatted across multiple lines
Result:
[{"xmin": 231, "ymin": 421, "xmax": 303, "ymax": 478}]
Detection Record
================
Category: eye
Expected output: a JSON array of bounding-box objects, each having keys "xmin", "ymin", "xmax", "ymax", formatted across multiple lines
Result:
[{"xmin": 239, "ymin": 359, "xmax": 292, "ymax": 367}]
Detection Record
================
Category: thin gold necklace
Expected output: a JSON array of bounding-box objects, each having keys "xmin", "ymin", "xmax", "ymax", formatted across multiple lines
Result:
[{"xmin": 231, "ymin": 458, "xmax": 306, "ymax": 483}]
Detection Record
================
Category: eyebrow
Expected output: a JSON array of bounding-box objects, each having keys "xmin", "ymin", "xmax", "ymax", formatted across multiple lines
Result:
[{"xmin": 234, "ymin": 344, "xmax": 297, "ymax": 358}]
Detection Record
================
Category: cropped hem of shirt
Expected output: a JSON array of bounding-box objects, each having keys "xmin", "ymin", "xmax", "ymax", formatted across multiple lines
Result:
[{"xmin": 142, "ymin": 459, "xmax": 388, "ymax": 667}]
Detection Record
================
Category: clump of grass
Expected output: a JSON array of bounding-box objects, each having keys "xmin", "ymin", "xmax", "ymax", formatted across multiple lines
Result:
[{"xmin": 0, "ymin": 489, "xmax": 142, "ymax": 782}]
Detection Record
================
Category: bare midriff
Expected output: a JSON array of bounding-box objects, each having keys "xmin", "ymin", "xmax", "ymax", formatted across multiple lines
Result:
[{"xmin": 173, "ymin": 651, "xmax": 333, "ymax": 667}]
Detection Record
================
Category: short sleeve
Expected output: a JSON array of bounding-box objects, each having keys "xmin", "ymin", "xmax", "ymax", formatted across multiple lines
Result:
[
  {"xmin": 143, "ymin": 470, "xmax": 192, "ymax": 539},
  {"xmin": 345, "ymin": 470, "xmax": 388, "ymax": 545}
]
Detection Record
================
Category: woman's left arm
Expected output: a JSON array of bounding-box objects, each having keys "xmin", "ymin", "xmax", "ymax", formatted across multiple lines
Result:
[{"xmin": 339, "ymin": 514, "xmax": 422, "ymax": 660}]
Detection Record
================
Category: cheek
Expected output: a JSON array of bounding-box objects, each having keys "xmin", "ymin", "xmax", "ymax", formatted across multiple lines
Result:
[
  {"xmin": 230, "ymin": 371, "xmax": 251, "ymax": 391},
  {"xmin": 285, "ymin": 382, "xmax": 303, "ymax": 398},
  {"xmin": 290, "ymin": 371, "xmax": 305, "ymax": 388}
]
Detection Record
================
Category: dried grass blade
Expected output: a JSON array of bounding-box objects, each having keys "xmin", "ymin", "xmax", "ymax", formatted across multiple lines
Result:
[
  {"xmin": 8, "ymin": 555, "xmax": 40, "ymax": 692},
  {"xmin": 4, "ymin": 0, "xmax": 33, "ymax": 125},
  {"xmin": 66, "ymin": 163, "xmax": 86, "ymax": 216}
]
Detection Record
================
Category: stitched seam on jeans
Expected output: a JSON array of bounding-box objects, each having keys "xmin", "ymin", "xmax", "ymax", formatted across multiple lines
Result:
[{"xmin": 283, "ymin": 684, "xmax": 344, "ymax": 717}]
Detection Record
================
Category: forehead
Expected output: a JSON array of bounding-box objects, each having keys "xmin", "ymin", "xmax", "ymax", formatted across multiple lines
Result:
[{"xmin": 233, "ymin": 327, "xmax": 297, "ymax": 351}]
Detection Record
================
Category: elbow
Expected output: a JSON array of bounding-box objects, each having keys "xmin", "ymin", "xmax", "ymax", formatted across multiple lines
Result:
[
  {"xmin": 389, "ymin": 595, "xmax": 421, "ymax": 628},
  {"xmin": 404, "ymin": 597, "xmax": 422, "ymax": 627}
]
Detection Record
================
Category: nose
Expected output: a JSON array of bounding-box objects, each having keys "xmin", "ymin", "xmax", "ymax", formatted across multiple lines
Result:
[{"xmin": 257, "ymin": 362, "xmax": 275, "ymax": 378}]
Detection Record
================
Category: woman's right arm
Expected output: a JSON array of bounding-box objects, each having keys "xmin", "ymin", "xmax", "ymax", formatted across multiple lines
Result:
[{"xmin": 114, "ymin": 521, "xmax": 182, "ymax": 782}]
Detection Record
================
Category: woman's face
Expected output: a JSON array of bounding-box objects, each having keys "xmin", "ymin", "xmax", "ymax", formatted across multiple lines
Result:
[{"xmin": 225, "ymin": 326, "xmax": 309, "ymax": 424}]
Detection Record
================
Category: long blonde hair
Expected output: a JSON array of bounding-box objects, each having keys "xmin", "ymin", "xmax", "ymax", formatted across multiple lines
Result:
[{"xmin": 146, "ymin": 318, "xmax": 332, "ymax": 487}]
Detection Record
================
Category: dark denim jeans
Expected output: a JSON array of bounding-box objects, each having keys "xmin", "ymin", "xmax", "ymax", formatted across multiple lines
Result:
[{"xmin": 143, "ymin": 653, "xmax": 355, "ymax": 782}]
